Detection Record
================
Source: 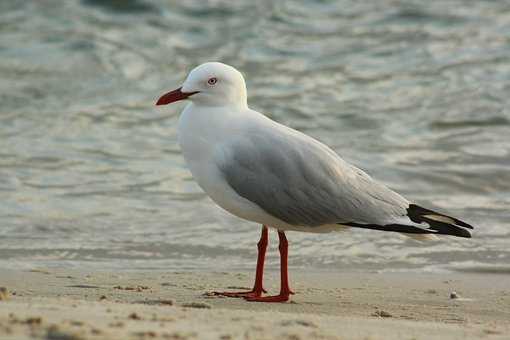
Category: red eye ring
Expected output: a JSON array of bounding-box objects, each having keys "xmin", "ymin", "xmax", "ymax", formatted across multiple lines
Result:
[{"xmin": 207, "ymin": 77, "xmax": 217, "ymax": 85}]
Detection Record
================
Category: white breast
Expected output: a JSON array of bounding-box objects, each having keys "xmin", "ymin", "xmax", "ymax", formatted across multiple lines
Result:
[{"xmin": 177, "ymin": 104, "xmax": 287, "ymax": 228}]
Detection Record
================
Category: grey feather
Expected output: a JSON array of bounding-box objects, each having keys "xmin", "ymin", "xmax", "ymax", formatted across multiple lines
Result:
[{"xmin": 217, "ymin": 125, "xmax": 409, "ymax": 227}]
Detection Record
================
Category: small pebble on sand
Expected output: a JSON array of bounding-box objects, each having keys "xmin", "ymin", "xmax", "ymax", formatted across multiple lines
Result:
[
  {"xmin": 133, "ymin": 331, "xmax": 157, "ymax": 338},
  {"xmin": 128, "ymin": 312, "xmax": 142, "ymax": 320},
  {"xmin": 90, "ymin": 328, "xmax": 102, "ymax": 335},
  {"xmin": 181, "ymin": 302, "xmax": 212, "ymax": 309},
  {"xmin": 372, "ymin": 310, "xmax": 392, "ymax": 318},
  {"xmin": 114, "ymin": 285, "xmax": 150, "ymax": 292},
  {"xmin": 9, "ymin": 315, "xmax": 42, "ymax": 325},
  {"xmin": 108, "ymin": 321, "xmax": 124, "ymax": 328},
  {"xmin": 281, "ymin": 320, "xmax": 318, "ymax": 328},
  {"xmin": 0, "ymin": 287, "xmax": 8, "ymax": 300},
  {"xmin": 46, "ymin": 325, "xmax": 83, "ymax": 340}
]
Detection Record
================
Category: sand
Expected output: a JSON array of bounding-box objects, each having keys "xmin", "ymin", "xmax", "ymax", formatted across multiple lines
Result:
[{"xmin": 0, "ymin": 268, "xmax": 509, "ymax": 339}]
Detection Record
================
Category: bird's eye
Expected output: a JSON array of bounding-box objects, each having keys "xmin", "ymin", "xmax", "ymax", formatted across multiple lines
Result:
[{"xmin": 207, "ymin": 77, "xmax": 217, "ymax": 85}]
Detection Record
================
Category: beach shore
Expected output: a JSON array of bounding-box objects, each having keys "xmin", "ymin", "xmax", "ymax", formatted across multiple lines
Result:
[{"xmin": 0, "ymin": 268, "xmax": 509, "ymax": 339}]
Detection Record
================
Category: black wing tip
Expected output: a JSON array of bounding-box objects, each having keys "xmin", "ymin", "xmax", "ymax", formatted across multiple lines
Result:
[
  {"xmin": 407, "ymin": 204, "xmax": 474, "ymax": 237},
  {"xmin": 459, "ymin": 229, "xmax": 472, "ymax": 238},
  {"xmin": 342, "ymin": 221, "xmax": 472, "ymax": 238},
  {"xmin": 343, "ymin": 222, "xmax": 436, "ymax": 235},
  {"xmin": 342, "ymin": 204, "xmax": 474, "ymax": 238}
]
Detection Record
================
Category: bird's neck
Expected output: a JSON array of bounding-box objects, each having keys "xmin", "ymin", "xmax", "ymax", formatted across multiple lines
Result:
[
  {"xmin": 178, "ymin": 103, "xmax": 248, "ymax": 139},
  {"xmin": 191, "ymin": 98, "xmax": 248, "ymax": 111}
]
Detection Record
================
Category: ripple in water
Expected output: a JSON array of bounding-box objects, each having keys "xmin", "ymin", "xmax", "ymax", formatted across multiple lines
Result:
[{"xmin": 0, "ymin": 0, "xmax": 509, "ymax": 274}]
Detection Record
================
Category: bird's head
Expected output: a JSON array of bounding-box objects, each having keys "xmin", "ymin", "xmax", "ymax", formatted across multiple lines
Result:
[{"xmin": 156, "ymin": 62, "xmax": 247, "ymax": 109}]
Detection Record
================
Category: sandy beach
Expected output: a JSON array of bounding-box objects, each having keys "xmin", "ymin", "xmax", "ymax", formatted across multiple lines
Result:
[{"xmin": 0, "ymin": 268, "xmax": 509, "ymax": 339}]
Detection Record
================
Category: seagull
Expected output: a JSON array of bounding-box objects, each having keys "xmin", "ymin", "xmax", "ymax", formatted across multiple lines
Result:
[{"xmin": 156, "ymin": 62, "xmax": 474, "ymax": 303}]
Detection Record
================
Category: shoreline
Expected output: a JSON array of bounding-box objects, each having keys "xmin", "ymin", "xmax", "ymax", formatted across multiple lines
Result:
[{"xmin": 1, "ymin": 268, "xmax": 509, "ymax": 339}]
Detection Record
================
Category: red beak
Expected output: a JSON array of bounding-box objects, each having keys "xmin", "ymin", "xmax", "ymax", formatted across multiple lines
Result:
[{"xmin": 156, "ymin": 87, "xmax": 198, "ymax": 105}]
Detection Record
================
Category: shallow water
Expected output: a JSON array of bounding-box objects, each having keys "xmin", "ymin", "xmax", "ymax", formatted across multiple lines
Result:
[{"xmin": 1, "ymin": 0, "xmax": 509, "ymax": 274}]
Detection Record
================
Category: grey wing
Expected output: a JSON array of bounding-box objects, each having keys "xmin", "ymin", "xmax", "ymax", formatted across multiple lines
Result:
[{"xmin": 216, "ymin": 128, "xmax": 409, "ymax": 227}]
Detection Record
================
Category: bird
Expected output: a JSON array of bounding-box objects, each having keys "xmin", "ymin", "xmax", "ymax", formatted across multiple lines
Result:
[{"xmin": 155, "ymin": 62, "xmax": 474, "ymax": 303}]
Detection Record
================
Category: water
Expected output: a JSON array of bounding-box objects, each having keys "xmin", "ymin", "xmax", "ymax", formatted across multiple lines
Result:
[{"xmin": 1, "ymin": 0, "xmax": 509, "ymax": 274}]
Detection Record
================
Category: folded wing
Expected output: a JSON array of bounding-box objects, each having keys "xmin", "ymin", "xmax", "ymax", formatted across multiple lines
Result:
[{"xmin": 217, "ymin": 124, "xmax": 473, "ymax": 238}]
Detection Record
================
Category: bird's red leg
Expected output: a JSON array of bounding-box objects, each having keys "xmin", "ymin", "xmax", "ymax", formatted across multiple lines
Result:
[
  {"xmin": 245, "ymin": 230, "xmax": 294, "ymax": 302},
  {"xmin": 208, "ymin": 225, "xmax": 268, "ymax": 298}
]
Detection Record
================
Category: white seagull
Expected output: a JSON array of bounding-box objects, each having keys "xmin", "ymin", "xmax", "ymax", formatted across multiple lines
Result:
[{"xmin": 156, "ymin": 62, "xmax": 473, "ymax": 302}]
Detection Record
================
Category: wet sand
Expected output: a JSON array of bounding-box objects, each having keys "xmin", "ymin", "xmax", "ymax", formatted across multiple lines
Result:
[{"xmin": 0, "ymin": 268, "xmax": 509, "ymax": 339}]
